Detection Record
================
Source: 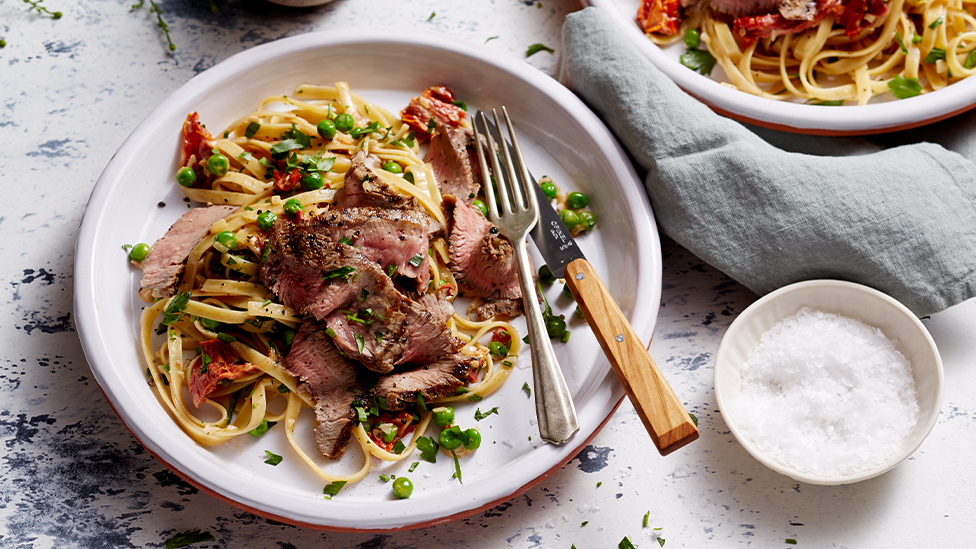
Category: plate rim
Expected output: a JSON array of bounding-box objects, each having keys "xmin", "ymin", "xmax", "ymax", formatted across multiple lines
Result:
[
  {"xmin": 73, "ymin": 26, "xmax": 663, "ymax": 531},
  {"xmin": 583, "ymin": 0, "xmax": 976, "ymax": 135}
]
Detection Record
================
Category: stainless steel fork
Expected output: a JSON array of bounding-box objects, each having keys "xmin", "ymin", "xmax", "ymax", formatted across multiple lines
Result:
[{"xmin": 472, "ymin": 108, "xmax": 579, "ymax": 445}]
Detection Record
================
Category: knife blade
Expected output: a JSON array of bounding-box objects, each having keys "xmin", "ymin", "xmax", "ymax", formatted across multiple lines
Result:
[{"xmin": 480, "ymin": 113, "xmax": 699, "ymax": 456}]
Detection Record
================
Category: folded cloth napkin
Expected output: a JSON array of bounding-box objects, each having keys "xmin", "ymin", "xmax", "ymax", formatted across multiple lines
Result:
[{"xmin": 560, "ymin": 7, "xmax": 976, "ymax": 317}]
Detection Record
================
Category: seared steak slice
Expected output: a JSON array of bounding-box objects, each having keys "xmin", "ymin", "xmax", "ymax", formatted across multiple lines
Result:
[
  {"xmin": 469, "ymin": 297, "xmax": 523, "ymax": 322},
  {"xmin": 333, "ymin": 151, "xmax": 418, "ymax": 210},
  {"xmin": 397, "ymin": 296, "xmax": 465, "ymax": 366},
  {"xmin": 139, "ymin": 205, "xmax": 238, "ymax": 300},
  {"xmin": 372, "ymin": 353, "xmax": 481, "ymax": 410},
  {"xmin": 444, "ymin": 196, "xmax": 521, "ymax": 301},
  {"xmin": 426, "ymin": 126, "xmax": 482, "ymax": 205},
  {"xmin": 283, "ymin": 320, "xmax": 363, "ymax": 460},
  {"xmin": 262, "ymin": 218, "xmax": 415, "ymax": 373},
  {"xmin": 302, "ymin": 207, "xmax": 440, "ymax": 292}
]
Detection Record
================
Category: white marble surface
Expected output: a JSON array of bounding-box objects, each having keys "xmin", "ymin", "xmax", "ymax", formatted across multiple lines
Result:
[{"xmin": 3, "ymin": 0, "xmax": 976, "ymax": 547}]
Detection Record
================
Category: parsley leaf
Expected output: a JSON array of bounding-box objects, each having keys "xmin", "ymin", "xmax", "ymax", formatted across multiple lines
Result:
[
  {"xmin": 263, "ymin": 450, "xmax": 282, "ymax": 465},
  {"xmin": 349, "ymin": 121, "xmax": 382, "ymax": 139},
  {"xmin": 618, "ymin": 537, "xmax": 638, "ymax": 549},
  {"xmin": 925, "ymin": 47, "xmax": 946, "ymax": 65},
  {"xmin": 680, "ymin": 49, "xmax": 717, "ymax": 76},
  {"xmin": 408, "ymin": 461, "xmax": 420, "ymax": 472},
  {"xmin": 249, "ymin": 419, "xmax": 274, "ymax": 437},
  {"xmin": 269, "ymin": 139, "xmax": 305, "ymax": 156},
  {"xmin": 416, "ymin": 435, "xmax": 439, "ymax": 463},
  {"xmin": 689, "ymin": 412, "xmax": 699, "ymax": 427},
  {"xmin": 888, "ymin": 75, "xmax": 922, "ymax": 99},
  {"xmin": 323, "ymin": 480, "xmax": 347, "ymax": 499},
  {"xmin": 392, "ymin": 439, "xmax": 406, "ymax": 454},
  {"xmin": 522, "ymin": 382, "xmax": 531, "ymax": 396},
  {"xmin": 354, "ymin": 333, "xmax": 365, "ymax": 354},
  {"xmin": 467, "ymin": 394, "xmax": 483, "ymax": 402},
  {"xmin": 162, "ymin": 292, "xmax": 191, "ymax": 326},
  {"xmin": 967, "ymin": 49, "xmax": 976, "ymax": 70},
  {"xmin": 244, "ymin": 121, "xmax": 260, "ymax": 139},
  {"xmin": 164, "ymin": 530, "xmax": 215, "ymax": 548},
  {"xmin": 474, "ymin": 407, "xmax": 499, "ymax": 421},
  {"xmin": 526, "ymin": 43, "xmax": 555, "ymax": 57},
  {"xmin": 895, "ymin": 33, "xmax": 908, "ymax": 55},
  {"xmin": 408, "ymin": 253, "xmax": 424, "ymax": 267},
  {"xmin": 451, "ymin": 449, "xmax": 463, "ymax": 484},
  {"xmin": 928, "ymin": 15, "xmax": 944, "ymax": 29}
]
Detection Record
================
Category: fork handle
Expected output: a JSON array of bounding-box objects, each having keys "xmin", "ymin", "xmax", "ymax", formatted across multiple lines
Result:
[
  {"xmin": 516, "ymin": 243, "xmax": 580, "ymax": 444},
  {"xmin": 564, "ymin": 258, "xmax": 699, "ymax": 455}
]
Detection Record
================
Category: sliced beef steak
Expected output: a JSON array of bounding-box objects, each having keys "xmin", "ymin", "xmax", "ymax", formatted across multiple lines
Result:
[
  {"xmin": 426, "ymin": 126, "xmax": 482, "ymax": 205},
  {"xmin": 283, "ymin": 320, "xmax": 363, "ymax": 460},
  {"xmin": 371, "ymin": 352, "xmax": 481, "ymax": 410},
  {"xmin": 468, "ymin": 297, "xmax": 523, "ymax": 322},
  {"xmin": 444, "ymin": 196, "xmax": 521, "ymax": 302},
  {"xmin": 303, "ymin": 206, "xmax": 440, "ymax": 292},
  {"xmin": 139, "ymin": 205, "xmax": 238, "ymax": 300},
  {"xmin": 333, "ymin": 151, "xmax": 418, "ymax": 210}
]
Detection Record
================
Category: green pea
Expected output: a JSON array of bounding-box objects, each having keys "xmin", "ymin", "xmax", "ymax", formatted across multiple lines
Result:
[
  {"xmin": 128, "ymin": 243, "xmax": 150, "ymax": 262},
  {"xmin": 684, "ymin": 28, "xmax": 701, "ymax": 49},
  {"xmin": 489, "ymin": 341, "xmax": 508, "ymax": 357},
  {"xmin": 317, "ymin": 119, "xmax": 337, "ymax": 140},
  {"xmin": 334, "ymin": 113, "xmax": 355, "ymax": 133},
  {"xmin": 432, "ymin": 406, "xmax": 454, "ymax": 427},
  {"xmin": 207, "ymin": 153, "xmax": 229, "ymax": 178},
  {"xmin": 439, "ymin": 425, "xmax": 463, "ymax": 450},
  {"xmin": 392, "ymin": 476, "xmax": 413, "ymax": 499},
  {"xmin": 566, "ymin": 191, "xmax": 589, "ymax": 210},
  {"xmin": 538, "ymin": 264, "xmax": 556, "ymax": 284},
  {"xmin": 380, "ymin": 423, "xmax": 398, "ymax": 443},
  {"xmin": 462, "ymin": 428, "xmax": 481, "ymax": 450},
  {"xmin": 301, "ymin": 171, "xmax": 324, "ymax": 191},
  {"xmin": 540, "ymin": 180, "xmax": 558, "ymax": 199},
  {"xmin": 562, "ymin": 282, "xmax": 575, "ymax": 300},
  {"xmin": 560, "ymin": 209, "xmax": 579, "ymax": 230},
  {"xmin": 472, "ymin": 199, "xmax": 488, "ymax": 218},
  {"xmin": 257, "ymin": 211, "xmax": 278, "ymax": 231},
  {"xmin": 176, "ymin": 166, "xmax": 197, "ymax": 187},
  {"xmin": 577, "ymin": 211, "xmax": 596, "ymax": 231},
  {"xmin": 283, "ymin": 198, "xmax": 303, "ymax": 217},
  {"xmin": 382, "ymin": 161, "xmax": 403, "ymax": 174},
  {"xmin": 213, "ymin": 231, "xmax": 237, "ymax": 253},
  {"xmin": 545, "ymin": 315, "xmax": 567, "ymax": 338}
]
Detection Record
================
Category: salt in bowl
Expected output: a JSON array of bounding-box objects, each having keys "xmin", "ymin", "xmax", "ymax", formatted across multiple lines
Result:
[{"xmin": 714, "ymin": 279, "xmax": 944, "ymax": 485}]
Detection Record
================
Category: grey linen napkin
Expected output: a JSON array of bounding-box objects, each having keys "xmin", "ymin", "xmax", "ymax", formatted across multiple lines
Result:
[{"xmin": 560, "ymin": 7, "xmax": 976, "ymax": 317}]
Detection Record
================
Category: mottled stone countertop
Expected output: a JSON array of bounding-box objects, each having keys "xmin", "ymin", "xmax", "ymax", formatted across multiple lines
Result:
[{"xmin": 3, "ymin": 0, "xmax": 976, "ymax": 547}]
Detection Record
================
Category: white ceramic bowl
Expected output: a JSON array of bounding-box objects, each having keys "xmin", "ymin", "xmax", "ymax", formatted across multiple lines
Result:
[
  {"xmin": 584, "ymin": 0, "xmax": 976, "ymax": 135},
  {"xmin": 714, "ymin": 280, "xmax": 944, "ymax": 485}
]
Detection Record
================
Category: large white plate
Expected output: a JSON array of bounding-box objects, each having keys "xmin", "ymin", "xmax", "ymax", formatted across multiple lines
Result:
[
  {"xmin": 73, "ymin": 29, "xmax": 662, "ymax": 531},
  {"xmin": 584, "ymin": 0, "xmax": 976, "ymax": 135}
]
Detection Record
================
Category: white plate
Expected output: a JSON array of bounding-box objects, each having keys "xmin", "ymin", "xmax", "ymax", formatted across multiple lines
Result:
[
  {"xmin": 73, "ymin": 28, "xmax": 662, "ymax": 531},
  {"xmin": 584, "ymin": 0, "xmax": 976, "ymax": 135}
]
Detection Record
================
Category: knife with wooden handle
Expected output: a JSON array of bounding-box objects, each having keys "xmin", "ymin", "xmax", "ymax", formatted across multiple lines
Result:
[{"xmin": 482, "ymin": 116, "xmax": 699, "ymax": 455}]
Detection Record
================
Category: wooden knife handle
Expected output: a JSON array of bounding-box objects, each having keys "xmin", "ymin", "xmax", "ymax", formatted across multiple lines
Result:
[{"xmin": 564, "ymin": 258, "xmax": 699, "ymax": 455}]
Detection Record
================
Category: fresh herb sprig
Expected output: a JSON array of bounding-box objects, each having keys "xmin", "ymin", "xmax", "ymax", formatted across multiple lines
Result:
[
  {"xmin": 132, "ymin": 0, "xmax": 174, "ymax": 52},
  {"xmin": 22, "ymin": 0, "xmax": 62, "ymax": 19}
]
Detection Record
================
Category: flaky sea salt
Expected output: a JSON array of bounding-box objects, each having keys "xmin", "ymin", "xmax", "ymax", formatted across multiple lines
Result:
[{"xmin": 735, "ymin": 308, "xmax": 919, "ymax": 477}]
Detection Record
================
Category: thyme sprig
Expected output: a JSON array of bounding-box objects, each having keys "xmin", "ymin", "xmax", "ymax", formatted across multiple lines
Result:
[
  {"xmin": 22, "ymin": 0, "xmax": 62, "ymax": 19},
  {"xmin": 132, "ymin": 0, "xmax": 175, "ymax": 52}
]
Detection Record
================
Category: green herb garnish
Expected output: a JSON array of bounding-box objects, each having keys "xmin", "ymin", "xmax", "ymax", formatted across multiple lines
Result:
[
  {"xmin": 526, "ymin": 43, "xmax": 555, "ymax": 57},
  {"xmin": 323, "ymin": 480, "xmax": 347, "ymax": 499},
  {"xmin": 164, "ymin": 529, "xmax": 215, "ymax": 548},
  {"xmin": 263, "ymin": 450, "xmax": 283, "ymax": 465},
  {"xmin": 680, "ymin": 49, "xmax": 717, "ymax": 76},
  {"xmin": 474, "ymin": 407, "xmax": 499, "ymax": 421},
  {"xmin": 888, "ymin": 75, "xmax": 922, "ymax": 99}
]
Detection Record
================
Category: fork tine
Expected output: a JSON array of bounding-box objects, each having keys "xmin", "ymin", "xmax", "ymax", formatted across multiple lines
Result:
[
  {"xmin": 493, "ymin": 109, "xmax": 527, "ymax": 213},
  {"xmin": 472, "ymin": 112, "xmax": 501, "ymax": 221},
  {"xmin": 501, "ymin": 107, "xmax": 539, "ymax": 215},
  {"xmin": 484, "ymin": 110, "xmax": 514, "ymax": 216}
]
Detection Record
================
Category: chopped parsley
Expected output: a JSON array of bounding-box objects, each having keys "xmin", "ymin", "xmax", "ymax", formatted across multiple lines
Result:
[
  {"xmin": 392, "ymin": 439, "xmax": 406, "ymax": 454},
  {"xmin": 249, "ymin": 419, "xmax": 274, "ymax": 437},
  {"xmin": 426, "ymin": 11, "xmax": 435, "ymax": 21},
  {"xmin": 244, "ymin": 121, "xmax": 260, "ymax": 139},
  {"xmin": 467, "ymin": 394, "xmax": 483, "ymax": 402},
  {"xmin": 379, "ymin": 474, "xmax": 391, "ymax": 482},
  {"xmin": 895, "ymin": 33, "xmax": 908, "ymax": 55},
  {"xmin": 408, "ymin": 461, "xmax": 420, "ymax": 472},
  {"xmin": 928, "ymin": 15, "xmax": 944, "ymax": 29},
  {"xmin": 967, "ymin": 49, "xmax": 976, "ymax": 70},
  {"xmin": 386, "ymin": 264, "xmax": 397, "ymax": 277},
  {"xmin": 526, "ymin": 43, "xmax": 555, "ymax": 57},
  {"xmin": 164, "ymin": 530, "xmax": 215, "ymax": 548},
  {"xmin": 925, "ymin": 47, "xmax": 946, "ymax": 65},
  {"xmin": 263, "ymin": 450, "xmax": 283, "ymax": 465},
  {"xmin": 161, "ymin": 292, "xmax": 191, "ymax": 326},
  {"xmin": 416, "ymin": 435, "xmax": 439, "ymax": 463},
  {"xmin": 582, "ymin": 521, "xmax": 589, "ymax": 527},
  {"xmin": 522, "ymin": 382, "xmax": 531, "ymax": 396},
  {"xmin": 785, "ymin": 540, "xmax": 797, "ymax": 545},
  {"xmin": 485, "ymin": 36, "xmax": 498, "ymax": 43},
  {"xmin": 618, "ymin": 537, "xmax": 637, "ymax": 549},
  {"xmin": 888, "ymin": 75, "xmax": 922, "ymax": 99},
  {"xmin": 689, "ymin": 413, "xmax": 698, "ymax": 427},
  {"xmin": 323, "ymin": 265, "xmax": 356, "ymax": 282},
  {"xmin": 325, "ymin": 326, "xmax": 337, "ymax": 338},
  {"xmin": 680, "ymin": 49, "xmax": 717, "ymax": 76},
  {"xmin": 408, "ymin": 253, "xmax": 424, "ymax": 267},
  {"xmin": 474, "ymin": 407, "xmax": 499, "ymax": 421},
  {"xmin": 354, "ymin": 333, "xmax": 365, "ymax": 354},
  {"xmin": 323, "ymin": 480, "xmax": 347, "ymax": 499},
  {"xmin": 644, "ymin": 511, "xmax": 650, "ymax": 527},
  {"xmin": 451, "ymin": 449, "xmax": 463, "ymax": 484},
  {"xmin": 355, "ymin": 406, "xmax": 369, "ymax": 423},
  {"xmin": 339, "ymin": 236, "xmax": 354, "ymax": 246}
]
